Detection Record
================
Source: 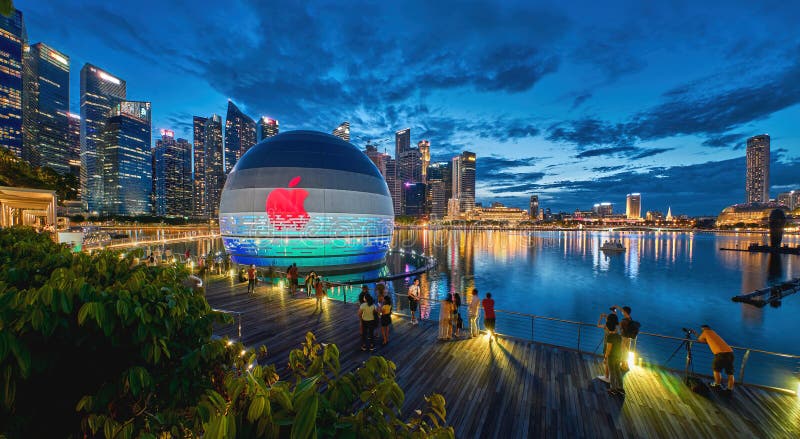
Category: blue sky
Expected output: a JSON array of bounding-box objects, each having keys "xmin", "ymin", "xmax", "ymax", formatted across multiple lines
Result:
[{"xmin": 18, "ymin": 0, "xmax": 800, "ymax": 215}]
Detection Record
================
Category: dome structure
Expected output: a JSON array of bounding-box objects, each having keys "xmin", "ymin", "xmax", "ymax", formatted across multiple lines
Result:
[{"xmin": 219, "ymin": 131, "xmax": 394, "ymax": 271}]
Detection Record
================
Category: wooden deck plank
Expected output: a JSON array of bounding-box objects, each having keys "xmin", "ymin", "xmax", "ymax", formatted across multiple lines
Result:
[{"xmin": 204, "ymin": 277, "xmax": 800, "ymax": 438}]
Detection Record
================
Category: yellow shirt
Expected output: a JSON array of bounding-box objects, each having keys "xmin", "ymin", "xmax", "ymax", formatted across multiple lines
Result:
[{"xmin": 697, "ymin": 329, "xmax": 732, "ymax": 354}]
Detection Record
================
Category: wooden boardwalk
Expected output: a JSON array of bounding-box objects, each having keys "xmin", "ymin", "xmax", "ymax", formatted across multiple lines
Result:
[{"xmin": 204, "ymin": 277, "xmax": 800, "ymax": 438}]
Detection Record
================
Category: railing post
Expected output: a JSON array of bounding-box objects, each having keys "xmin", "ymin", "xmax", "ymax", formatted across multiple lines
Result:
[
  {"xmin": 237, "ymin": 313, "xmax": 242, "ymax": 339},
  {"xmin": 738, "ymin": 349, "xmax": 751, "ymax": 385},
  {"xmin": 577, "ymin": 325, "xmax": 582, "ymax": 352},
  {"xmin": 531, "ymin": 316, "xmax": 535, "ymax": 342}
]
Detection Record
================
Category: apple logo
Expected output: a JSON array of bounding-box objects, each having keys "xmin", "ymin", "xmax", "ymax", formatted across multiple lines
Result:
[{"xmin": 265, "ymin": 176, "xmax": 310, "ymax": 230}]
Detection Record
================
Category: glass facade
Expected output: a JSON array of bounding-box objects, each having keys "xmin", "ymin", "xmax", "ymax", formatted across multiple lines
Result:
[
  {"xmin": 204, "ymin": 114, "xmax": 224, "ymax": 218},
  {"xmin": 192, "ymin": 116, "xmax": 206, "ymax": 218},
  {"xmin": 746, "ymin": 134, "xmax": 770, "ymax": 204},
  {"xmin": 0, "ymin": 9, "xmax": 25, "ymax": 159},
  {"xmin": 67, "ymin": 113, "xmax": 80, "ymax": 180},
  {"xmin": 154, "ymin": 130, "xmax": 193, "ymax": 217},
  {"xmin": 80, "ymin": 63, "xmax": 126, "ymax": 213},
  {"xmin": 100, "ymin": 101, "xmax": 151, "ymax": 215},
  {"xmin": 529, "ymin": 195, "xmax": 539, "ymax": 220},
  {"xmin": 23, "ymin": 43, "xmax": 70, "ymax": 173},
  {"xmin": 332, "ymin": 121, "xmax": 350, "ymax": 142},
  {"xmin": 626, "ymin": 193, "xmax": 641, "ymax": 219},
  {"xmin": 451, "ymin": 152, "xmax": 476, "ymax": 212},
  {"xmin": 258, "ymin": 116, "xmax": 279, "ymax": 141},
  {"xmin": 224, "ymin": 100, "xmax": 256, "ymax": 172}
]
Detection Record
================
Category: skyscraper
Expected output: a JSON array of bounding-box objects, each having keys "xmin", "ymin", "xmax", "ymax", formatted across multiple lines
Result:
[
  {"xmin": 529, "ymin": 195, "xmax": 539, "ymax": 220},
  {"xmin": 385, "ymin": 157, "xmax": 400, "ymax": 215},
  {"xmin": 154, "ymin": 129, "xmax": 192, "ymax": 217},
  {"xmin": 332, "ymin": 121, "xmax": 350, "ymax": 142},
  {"xmin": 451, "ymin": 151, "xmax": 476, "ymax": 213},
  {"xmin": 746, "ymin": 134, "xmax": 770, "ymax": 204},
  {"xmin": 67, "ymin": 113, "xmax": 80, "ymax": 179},
  {"xmin": 224, "ymin": 100, "xmax": 256, "ymax": 172},
  {"xmin": 426, "ymin": 161, "xmax": 451, "ymax": 218},
  {"xmin": 80, "ymin": 63, "xmax": 126, "ymax": 213},
  {"xmin": 204, "ymin": 114, "xmax": 224, "ymax": 218},
  {"xmin": 100, "ymin": 101, "xmax": 151, "ymax": 216},
  {"xmin": 395, "ymin": 128, "xmax": 410, "ymax": 157},
  {"xmin": 22, "ymin": 43, "xmax": 70, "ymax": 172},
  {"xmin": 403, "ymin": 182, "xmax": 426, "ymax": 216},
  {"xmin": 364, "ymin": 144, "xmax": 387, "ymax": 177},
  {"xmin": 152, "ymin": 134, "xmax": 166, "ymax": 216},
  {"xmin": 418, "ymin": 140, "xmax": 430, "ymax": 183},
  {"xmin": 192, "ymin": 116, "xmax": 207, "ymax": 218},
  {"xmin": 626, "ymin": 193, "xmax": 641, "ymax": 219},
  {"xmin": 258, "ymin": 116, "xmax": 279, "ymax": 141},
  {"xmin": 0, "ymin": 9, "xmax": 25, "ymax": 159}
]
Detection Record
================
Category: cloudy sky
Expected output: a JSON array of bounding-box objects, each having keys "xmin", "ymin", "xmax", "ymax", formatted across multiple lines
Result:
[{"xmin": 19, "ymin": 0, "xmax": 800, "ymax": 215}]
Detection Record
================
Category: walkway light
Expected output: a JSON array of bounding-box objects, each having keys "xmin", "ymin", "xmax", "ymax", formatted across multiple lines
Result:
[{"xmin": 628, "ymin": 351, "xmax": 636, "ymax": 369}]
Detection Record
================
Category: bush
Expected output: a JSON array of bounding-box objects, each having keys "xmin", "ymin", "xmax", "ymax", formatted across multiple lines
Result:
[{"xmin": 0, "ymin": 228, "xmax": 452, "ymax": 438}]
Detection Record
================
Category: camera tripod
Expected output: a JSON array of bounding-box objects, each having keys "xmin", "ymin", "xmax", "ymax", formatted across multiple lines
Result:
[{"xmin": 666, "ymin": 331, "xmax": 695, "ymax": 382}]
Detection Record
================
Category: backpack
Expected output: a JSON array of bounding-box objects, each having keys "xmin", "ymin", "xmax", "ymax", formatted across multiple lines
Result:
[{"xmin": 624, "ymin": 320, "xmax": 641, "ymax": 339}]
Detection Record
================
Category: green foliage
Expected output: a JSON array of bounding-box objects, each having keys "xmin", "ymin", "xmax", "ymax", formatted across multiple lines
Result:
[
  {"xmin": 0, "ymin": 146, "xmax": 79, "ymax": 202},
  {"xmin": 0, "ymin": 228, "xmax": 453, "ymax": 438}
]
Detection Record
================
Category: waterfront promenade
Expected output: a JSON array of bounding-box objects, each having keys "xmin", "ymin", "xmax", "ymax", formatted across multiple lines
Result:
[{"xmin": 205, "ymin": 277, "xmax": 800, "ymax": 438}]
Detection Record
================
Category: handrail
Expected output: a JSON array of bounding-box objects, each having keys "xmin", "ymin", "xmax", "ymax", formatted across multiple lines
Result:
[{"xmin": 211, "ymin": 307, "xmax": 243, "ymax": 338}]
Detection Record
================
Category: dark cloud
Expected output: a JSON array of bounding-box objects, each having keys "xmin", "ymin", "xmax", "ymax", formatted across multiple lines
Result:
[
  {"xmin": 575, "ymin": 146, "xmax": 637, "ymax": 158},
  {"xmin": 631, "ymin": 147, "xmax": 673, "ymax": 159},
  {"xmin": 701, "ymin": 133, "xmax": 744, "ymax": 149},
  {"xmin": 570, "ymin": 92, "xmax": 592, "ymax": 109},
  {"xmin": 592, "ymin": 165, "xmax": 626, "ymax": 173}
]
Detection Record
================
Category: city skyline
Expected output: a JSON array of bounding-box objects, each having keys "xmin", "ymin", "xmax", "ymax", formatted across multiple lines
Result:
[{"xmin": 13, "ymin": 0, "xmax": 800, "ymax": 215}]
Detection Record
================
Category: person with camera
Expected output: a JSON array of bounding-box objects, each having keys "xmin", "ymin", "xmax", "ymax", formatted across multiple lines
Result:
[
  {"xmin": 612, "ymin": 305, "xmax": 640, "ymax": 370},
  {"xmin": 695, "ymin": 325, "xmax": 735, "ymax": 391},
  {"xmin": 599, "ymin": 312, "xmax": 625, "ymax": 395}
]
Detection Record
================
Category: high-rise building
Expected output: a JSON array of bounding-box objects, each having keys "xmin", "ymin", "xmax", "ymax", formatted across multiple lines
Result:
[
  {"xmin": 593, "ymin": 202, "xmax": 613, "ymax": 217},
  {"xmin": 529, "ymin": 195, "xmax": 539, "ymax": 220},
  {"xmin": 80, "ymin": 63, "xmax": 126, "ymax": 213},
  {"xmin": 0, "ymin": 9, "xmax": 25, "ymax": 160},
  {"xmin": 332, "ymin": 121, "xmax": 350, "ymax": 142},
  {"xmin": 152, "ymin": 135, "xmax": 166, "ymax": 216},
  {"xmin": 395, "ymin": 128, "xmax": 410, "ymax": 157},
  {"xmin": 192, "ymin": 116, "xmax": 207, "ymax": 218},
  {"xmin": 67, "ymin": 113, "xmax": 80, "ymax": 179},
  {"xmin": 364, "ymin": 144, "xmax": 387, "ymax": 177},
  {"xmin": 204, "ymin": 114, "xmax": 224, "ymax": 218},
  {"xmin": 403, "ymin": 182, "xmax": 426, "ymax": 216},
  {"xmin": 100, "ymin": 101, "xmax": 151, "ymax": 216},
  {"xmin": 777, "ymin": 190, "xmax": 800, "ymax": 210},
  {"xmin": 154, "ymin": 129, "xmax": 192, "ymax": 217},
  {"xmin": 625, "ymin": 193, "xmax": 641, "ymax": 219},
  {"xmin": 22, "ymin": 43, "xmax": 70, "ymax": 172},
  {"xmin": 418, "ymin": 140, "xmax": 430, "ymax": 183},
  {"xmin": 745, "ymin": 134, "xmax": 770, "ymax": 204},
  {"xmin": 258, "ymin": 116, "xmax": 279, "ymax": 141},
  {"xmin": 385, "ymin": 156, "xmax": 400, "ymax": 215},
  {"xmin": 224, "ymin": 100, "xmax": 256, "ymax": 172},
  {"xmin": 426, "ymin": 161, "xmax": 451, "ymax": 218},
  {"xmin": 451, "ymin": 151, "xmax": 476, "ymax": 212}
]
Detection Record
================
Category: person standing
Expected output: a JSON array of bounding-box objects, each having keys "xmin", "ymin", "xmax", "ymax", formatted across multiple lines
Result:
[
  {"xmin": 696, "ymin": 325, "xmax": 735, "ymax": 391},
  {"xmin": 358, "ymin": 285, "xmax": 370, "ymax": 335},
  {"xmin": 305, "ymin": 271, "xmax": 317, "ymax": 298},
  {"xmin": 289, "ymin": 263, "xmax": 299, "ymax": 294},
  {"xmin": 380, "ymin": 294, "xmax": 392, "ymax": 345},
  {"xmin": 247, "ymin": 264, "xmax": 257, "ymax": 294},
  {"xmin": 315, "ymin": 277, "xmax": 327, "ymax": 312},
  {"xmin": 437, "ymin": 296, "xmax": 453, "ymax": 340},
  {"xmin": 604, "ymin": 318, "xmax": 625, "ymax": 396},
  {"xmin": 408, "ymin": 278, "xmax": 421, "ymax": 325},
  {"xmin": 482, "ymin": 293, "xmax": 496, "ymax": 341},
  {"xmin": 468, "ymin": 288, "xmax": 481, "ymax": 338},
  {"xmin": 613, "ymin": 305, "xmax": 640, "ymax": 369},
  {"xmin": 452, "ymin": 292, "xmax": 463, "ymax": 338},
  {"xmin": 596, "ymin": 312, "xmax": 619, "ymax": 383},
  {"xmin": 184, "ymin": 248, "xmax": 190, "ymax": 262},
  {"xmin": 359, "ymin": 294, "xmax": 378, "ymax": 351}
]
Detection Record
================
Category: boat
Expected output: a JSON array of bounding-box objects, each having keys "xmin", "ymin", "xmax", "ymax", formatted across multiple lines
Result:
[
  {"xmin": 732, "ymin": 278, "xmax": 800, "ymax": 307},
  {"xmin": 600, "ymin": 240, "xmax": 626, "ymax": 252}
]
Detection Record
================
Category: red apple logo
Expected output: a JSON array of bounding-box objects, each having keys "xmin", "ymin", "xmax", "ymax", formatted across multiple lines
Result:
[{"xmin": 266, "ymin": 176, "xmax": 310, "ymax": 230}]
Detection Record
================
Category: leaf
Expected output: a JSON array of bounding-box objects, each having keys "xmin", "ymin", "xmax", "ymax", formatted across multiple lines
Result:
[
  {"xmin": 247, "ymin": 395, "xmax": 265, "ymax": 423},
  {"xmin": 288, "ymin": 176, "xmax": 302, "ymax": 188},
  {"xmin": 290, "ymin": 393, "xmax": 318, "ymax": 439}
]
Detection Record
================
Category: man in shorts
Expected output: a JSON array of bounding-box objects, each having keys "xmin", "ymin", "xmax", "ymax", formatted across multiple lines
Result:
[
  {"xmin": 696, "ymin": 325, "xmax": 735, "ymax": 391},
  {"xmin": 408, "ymin": 278, "xmax": 421, "ymax": 324}
]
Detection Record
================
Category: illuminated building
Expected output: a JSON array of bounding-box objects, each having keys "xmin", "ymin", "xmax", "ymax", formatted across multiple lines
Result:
[
  {"xmin": 219, "ymin": 131, "xmax": 393, "ymax": 270},
  {"xmin": 67, "ymin": 113, "xmax": 80, "ymax": 179},
  {"xmin": 100, "ymin": 101, "xmax": 151, "ymax": 215},
  {"xmin": 398, "ymin": 148, "xmax": 422, "ymax": 214},
  {"xmin": 258, "ymin": 116, "xmax": 279, "ymax": 140},
  {"xmin": 80, "ymin": 63, "xmax": 126, "ymax": 213},
  {"xmin": 22, "ymin": 43, "xmax": 69, "ymax": 172},
  {"xmin": 224, "ymin": 100, "xmax": 256, "ymax": 172},
  {"xmin": 626, "ymin": 193, "xmax": 641, "ymax": 219},
  {"xmin": 465, "ymin": 203, "xmax": 528, "ymax": 224},
  {"xmin": 426, "ymin": 161, "xmax": 451, "ymax": 219},
  {"xmin": 418, "ymin": 140, "xmax": 430, "ymax": 183},
  {"xmin": 395, "ymin": 128, "xmax": 410, "ymax": 156},
  {"xmin": 529, "ymin": 195, "xmax": 539, "ymax": 220},
  {"xmin": 204, "ymin": 114, "xmax": 224, "ymax": 218},
  {"xmin": 716, "ymin": 202, "xmax": 788, "ymax": 227},
  {"xmin": 746, "ymin": 134, "xmax": 770, "ymax": 203},
  {"xmin": 192, "ymin": 116, "xmax": 207, "ymax": 217},
  {"xmin": 385, "ymin": 156, "xmax": 400, "ymax": 215},
  {"xmin": 646, "ymin": 210, "xmax": 664, "ymax": 221},
  {"xmin": 403, "ymin": 182, "xmax": 426, "ymax": 217},
  {"xmin": 153, "ymin": 130, "xmax": 193, "ymax": 217},
  {"xmin": 0, "ymin": 9, "xmax": 25, "ymax": 159},
  {"xmin": 452, "ymin": 151, "xmax": 476, "ymax": 212},
  {"xmin": 592, "ymin": 202, "xmax": 613, "ymax": 217},
  {"xmin": 666, "ymin": 207, "xmax": 673, "ymax": 222},
  {"xmin": 364, "ymin": 143, "xmax": 390, "ymax": 178},
  {"xmin": 332, "ymin": 121, "xmax": 350, "ymax": 142},
  {"xmin": 777, "ymin": 190, "xmax": 800, "ymax": 210}
]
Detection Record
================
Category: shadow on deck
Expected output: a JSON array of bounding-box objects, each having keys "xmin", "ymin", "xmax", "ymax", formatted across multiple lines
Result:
[{"xmin": 204, "ymin": 276, "xmax": 800, "ymax": 438}]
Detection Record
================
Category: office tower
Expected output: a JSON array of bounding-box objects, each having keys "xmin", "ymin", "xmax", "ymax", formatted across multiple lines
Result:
[
  {"xmin": 192, "ymin": 116, "xmax": 207, "ymax": 218},
  {"xmin": 67, "ymin": 113, "xmax": 80, "ymax": 178},
  {"xmin": 154, "ymin": 130, "xmax": 192, "ymax": 217},
  {"xmin": 395, "ymin": 128, "xmax": 410, "ymax": 157},
  {"xmin": 100, "ymin": 101, "xmax": 151, "ymax": 215},
  {"xmin": 529, "ymin": 195, "xmax": 539, "ymax": 220},
  {"xmin": 418, "ymin": 140, "xmax": 430, "ymax": 183},
  {"xmin": 428, "ymin": 181, "xmax": 448, "ymax": 219},
  {"xmin": 0, "ymin": 9, "xmax": 25, "ymax": 159},
  {"xmin": 626, "ymin": 193, "xmax": 641, "ymax": 219},
  {"xmin": 204, "ymin": 114, "xmax": 224, "ymax": 218},
  {"xmin": 777, "ymin": 191, "xmax": 799, "ymax": 210},
  {"xmin": 592, "ymin": 202, "xmax": 613, "ymax": 216},
  {"xmin": 452, "ymin": 151, "xmax": 476, "ymax": 212},
  {"xmin": 403, "ymin": 182, "xmax": 426, "ymax": 216},
  {"xmin": 385, "ymin": 156, "xmax": 400, "ymax": 215},
  {"xmin": 332, "ymin": 121, "xmax": 350, "ymax": 142},
  {"xmin": 152, "ymin": 135, "xmax": 166, "ymax": 216},
  {"xmin": 745, "ymin": 134, "xmax": 770, "ymax": 204},
  {"xmin": 224, "ymin": 100, "xmax": 256, "ymax": 172},
  {"xmin": 22, "ymin": 43, "xmax": 70, "ymax": 172},
  {"xmin": 258, "ymin": 116, "xmax": 278, "ymax": 141},
  {"xmin": 80, "ymin": 63, "xmax": 126, "ymax": 213},
  {"xmin": 364, "ymin": 144, "xmax": 387, "ymax": 176}
]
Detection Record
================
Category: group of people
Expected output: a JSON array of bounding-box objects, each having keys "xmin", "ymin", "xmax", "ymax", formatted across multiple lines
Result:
[
  {"xmin": 432, "ymin": 287, "xmax": 495, "ymax": 342},
  {"xmin": 358, "ymin": 283, "xmax": 392, "ymax": 351}
]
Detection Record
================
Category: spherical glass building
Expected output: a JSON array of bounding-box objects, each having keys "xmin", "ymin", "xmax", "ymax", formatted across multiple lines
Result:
[{"xmin": 219, "ymin": 131, "xmax": 394, "ymax": 272}]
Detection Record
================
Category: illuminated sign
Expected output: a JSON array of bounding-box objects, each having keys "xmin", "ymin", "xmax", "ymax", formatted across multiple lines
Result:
[
  {"xmin": 265, "ymin": 176, "xmax": 310, "ymax": 231},
  {"xmin": 98, "ymin": 70, "xmax": 121, "ymax": 85},
  {"xmin": 262, "ymin": 116, "xmax": 278, "ymax": 125},
  {"xmin": 67, "ymin": 112, "xmax": 80, "ymax": 120},
  {"xmin": 48, "ymin": 50, "xmax": 68, "ymax": 66},
  {"xmin": 160, "ymin": 129, "xmax": 174, "ymax": 137}
]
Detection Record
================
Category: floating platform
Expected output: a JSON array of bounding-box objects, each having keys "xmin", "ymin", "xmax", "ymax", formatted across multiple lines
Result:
[
  {"xmin": 732, "ymin": 278, "xmax": 800, "ymax": 307},
  {"xmin": 720, "ymin": 243, "xmax": 800, "ymax": 255}
]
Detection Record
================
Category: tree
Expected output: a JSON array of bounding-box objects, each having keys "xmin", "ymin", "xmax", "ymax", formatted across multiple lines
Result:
[{"xmin": 0, "ymin": 228, "xmax": 452, "ymax": 438}]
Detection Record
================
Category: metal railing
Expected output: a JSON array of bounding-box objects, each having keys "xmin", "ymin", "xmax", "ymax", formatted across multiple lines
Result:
[{"xmin": 212, "ymin": 308, "xmax": 243, "ymax": 339}]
